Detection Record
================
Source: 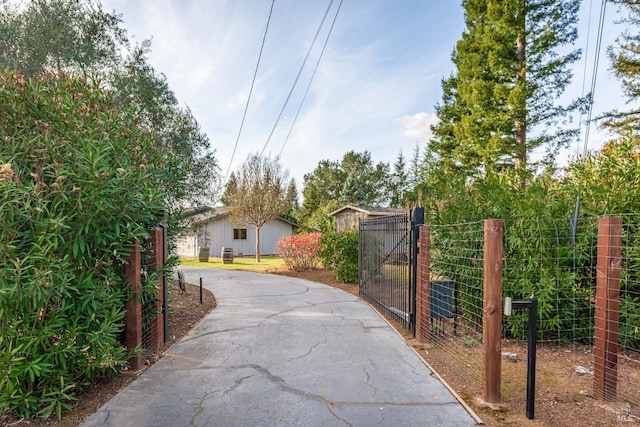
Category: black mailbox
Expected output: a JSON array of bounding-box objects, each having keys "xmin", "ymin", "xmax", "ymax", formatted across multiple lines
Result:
[{"xmin": 429, "ymin": 280, "xmax": 454, "ymax": 319}]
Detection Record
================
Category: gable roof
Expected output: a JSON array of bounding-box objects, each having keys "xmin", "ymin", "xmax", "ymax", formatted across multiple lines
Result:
[
  {"xmin": 182, "ymin": 206, "xmax": 298, "ymax": 228},
  {"xmin": 327, "ymin": 205, "xmax": 405, "ymax": 218}
]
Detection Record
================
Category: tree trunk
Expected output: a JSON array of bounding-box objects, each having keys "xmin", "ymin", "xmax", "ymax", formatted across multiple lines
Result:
[
  {"xmin": 515, "ymin": 29, "xmax": 527, "ymax": 179},
  {"xmin": 255, "ymin": 225, "xmax": 261, "ymax": 263}
]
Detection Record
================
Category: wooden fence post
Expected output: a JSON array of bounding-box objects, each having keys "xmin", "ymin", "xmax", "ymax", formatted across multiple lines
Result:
[
  {"xmin": 125, "ymin": 240, "xmax": 143, "ymax": 370},
  {"xmin": 483, "ymin": 219, "xmax": 503, "ymax": 403},
  {"xmin": 416, "ymin": 225, "xmax": 431, "ymax": 344},
  {"xmin": 594, "ymin": 216, "xmax": 622, "ymax": 401},
  {"xmin": 149, "ymin": 227, "xmax": 165, "ymax": 350}
]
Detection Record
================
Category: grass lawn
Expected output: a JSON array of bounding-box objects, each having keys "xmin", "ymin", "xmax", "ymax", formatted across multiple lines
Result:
[{"xmin": 179, "ymin": 255, "xmax": 286, "ymax": 273}]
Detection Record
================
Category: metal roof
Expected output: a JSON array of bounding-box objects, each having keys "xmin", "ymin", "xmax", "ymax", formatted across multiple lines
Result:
[{"xmin": 327, "ymin": 205, "xmax": 405, "ymax": 217}]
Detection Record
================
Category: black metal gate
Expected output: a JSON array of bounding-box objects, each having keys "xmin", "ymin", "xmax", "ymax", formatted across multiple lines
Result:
[{"xmin": 359, "ymin": 207, "xmax": 424, "ymax": 332}]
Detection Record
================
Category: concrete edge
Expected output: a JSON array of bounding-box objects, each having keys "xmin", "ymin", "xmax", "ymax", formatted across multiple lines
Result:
[{"xmin": 368, "ymin": 305, "xmax": 485, "ymax": 426}]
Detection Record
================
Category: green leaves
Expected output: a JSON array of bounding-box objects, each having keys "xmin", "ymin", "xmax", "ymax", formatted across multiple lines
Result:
[
  {"xmin": 300, "ymin": 151, "xmax": 392, "ymax": 229},
  {"xmin": 318, "ymin": 230, "xmax": 359, "ymax": 283},
  {"xmin": 429, "ymin": 0, "xmax": 583, "ymax": 177},
  {"xmin": 0, "ymin": 70, "xmax": 166, "ymax": 419}
]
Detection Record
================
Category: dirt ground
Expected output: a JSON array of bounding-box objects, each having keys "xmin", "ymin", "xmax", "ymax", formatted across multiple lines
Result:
[{"xmin": 3, "ymin": 267, "xmax": 639, "ymax": 426}]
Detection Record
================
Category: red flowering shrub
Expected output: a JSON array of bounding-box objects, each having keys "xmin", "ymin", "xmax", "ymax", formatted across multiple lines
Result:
[{"xmin": 276, "ymin": 232, "xmax": 321, "ymax": 271}]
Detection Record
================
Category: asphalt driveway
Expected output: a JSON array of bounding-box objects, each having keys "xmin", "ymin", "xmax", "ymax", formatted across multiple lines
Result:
[{"xmin": 81, "ymin": 267, "xmax": 478, "ymax": 426}]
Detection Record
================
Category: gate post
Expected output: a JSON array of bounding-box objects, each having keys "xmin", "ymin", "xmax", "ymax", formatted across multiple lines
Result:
[
  {"xmin": 483, "ymin": 219, "xmax": 503, "ymax": 403},
  {"xmin": 125, "ymin": 240, "xmax": 143, "ymax": 370},
  {"xmin": 594, "ymin": 216, "xmax": 622, "ymax": 401},
  {"xmin": 149, "ymin": 227, "xmax": 165, "ymax": 350},
  {"xmin": 410, "ymin": 207, "xmax": 425, "ymax": 336},
  {"xmin": 416, "ymin": 224, "xmax": 431, "ymax": 344},
  {"xmin": 160, "ymin": 221, "xmax": 169, "ymax": 343}
]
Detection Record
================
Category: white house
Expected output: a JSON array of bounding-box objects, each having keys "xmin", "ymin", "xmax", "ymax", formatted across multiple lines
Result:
[{"xmin": 175, "ymin": 206, "xmax": 296, "ymax": 258}]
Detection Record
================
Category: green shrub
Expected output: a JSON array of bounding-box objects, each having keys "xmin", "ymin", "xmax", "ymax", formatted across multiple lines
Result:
[
  {"xmin": 427, "ymin": 170, "xmax": 596, "ymax": 342},
  {"xmin": 0, "ymin": 70, "xmax": 170, "ymax": 418},
  {"xmin": 318, "ymin": 230, "xmax": 359, "ymax": 283},
  {"xmin": 359, "ymin": 232, "xmax": 384, "ymax": 278}
]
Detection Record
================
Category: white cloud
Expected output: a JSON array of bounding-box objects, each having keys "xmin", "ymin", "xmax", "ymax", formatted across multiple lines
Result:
[{"xmin": 396, "ymin": 112, "xmax": 438, "ymax": 142}]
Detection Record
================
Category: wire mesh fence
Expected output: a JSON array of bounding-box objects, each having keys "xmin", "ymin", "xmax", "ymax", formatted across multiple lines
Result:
[
  {"xmin": 502, "ymin": 216, "xmax": 598, "ymax": 345},
  {"xmin": 141, "ymin": 237, "xmax": 162, "ymax": 352},
  {"xmin": 421, "ymin": 221, "xmax": 485, "ymax": 398},
  {"xmin": 603, "ymin": 214, "xmax": 640, "ymax": 417},
  {"xmin": 122, "ymin": 226, "xmax": 167, "ymax": 369},
  {"xmin": 410, "ymin": 215, "xmax": 640, "ymax": 421},
  {"xmin": 500, "ymin": 215, "xmax": 599, "ymax": 418}
]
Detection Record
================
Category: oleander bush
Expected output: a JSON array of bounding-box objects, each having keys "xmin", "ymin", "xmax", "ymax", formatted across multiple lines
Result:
[
  {"xmin": 426, "ymin": 135, "xmax": 640, "ymax": 346},
  {"xmin": 0, "ymin": 70, "xmax": 170, "ymax": 418}
]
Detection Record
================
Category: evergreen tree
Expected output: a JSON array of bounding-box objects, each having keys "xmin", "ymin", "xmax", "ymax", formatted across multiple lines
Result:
[
  {"xmin": 300, "ymin": 151, "xmax": 391, "ymax": 226},
  {"xmin": 389, "ymin": 151, "xmax": 408, "ymax": 207},
  {"xmin": 430, "ymin": 0, "xmax": 584, "ymax": 179},
  {"xmin": 408, "ymin": 143, "xmax": 424, "ymax": 190},
  {"xmin": 429, "ymin": 76, "xmax": 465, "ymax": 175},
  {"xmin": 339, "ymin": 171, "xmax": 368, "ymax": 206},
  {"xmin": 339, "ymin": 151, "xmax": 390, "ymax": 206},
  {"xmin": 300, "ymin": 159, "xmax": 341, "ymax": 223},
  {"xmin": 605, "ymin": 0, "xmax": 640, "ymax": 131}
]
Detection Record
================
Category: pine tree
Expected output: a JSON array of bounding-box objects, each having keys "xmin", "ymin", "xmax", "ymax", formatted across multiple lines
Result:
[
  {"xmin": 408, "ymin": 143, "xmax": 424, "ymax": 190},
  {"xmin": 389, "ymin": 151, "xmax": 408, "ymax": 207},
  {"xmin": 605, "ymin": 0, "xmax": 640, "ymax": 131},
  {"xmin": 430, "ymin": 0, "xmax": 584, "ymax": 179},
  {"xmin": 300, "ymin": 151, "xmax": 391, "ymax": 226},
  {"xmin": 339, "ymin": 171, "xmax": 367, "ymax": 206}
]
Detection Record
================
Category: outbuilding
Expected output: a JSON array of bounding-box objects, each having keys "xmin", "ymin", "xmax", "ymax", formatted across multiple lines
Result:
[
  {"xmin": 328, "ymin": 205, "xmax": 405, "ymax": 232},
  {"xmin": 176, "ymin": 206, "xmax": 296, "ymax": 258}
]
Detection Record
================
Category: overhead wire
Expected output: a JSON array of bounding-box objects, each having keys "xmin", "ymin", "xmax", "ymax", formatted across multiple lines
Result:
[
  {"xmin": 277, "ymin": 0, "xmax": 343, "ymax": 159},
  {"xmin": 259, "ymin": 0, "xmax": 335, "ymax": 158},
  {"xmin": 223, "ymin": 0, "xmax": 275, "ymax": 186},
  {"xmin": 576, "ymin": 0, "xmax": 594, "ymax": 157},
  {"xmin": 581, "ymin": 0, "xmax": 608, "ymax": 158},
  {"xmin": 571, "ymin": 0, "xmax": 608, "ymax": 245}
]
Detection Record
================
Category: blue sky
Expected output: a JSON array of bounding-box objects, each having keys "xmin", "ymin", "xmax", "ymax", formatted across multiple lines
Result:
[{"xmin": 100, "ymin": 0, "xmax": 626, "ymax": 189}]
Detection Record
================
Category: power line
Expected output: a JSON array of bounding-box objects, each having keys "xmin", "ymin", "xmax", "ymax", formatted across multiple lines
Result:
[
  {"xmin": 571, "ymin": 0, "xmax": 608, "ymax": 245},
  {"xmin": 581, "ymin": 0, "xmax": 607, "ymax": 158},
  {"xmin": 277, "ymin": 0, "xmax": 343, "ymax": 159},
  {"xmin": 576, "ymin": 0, "xmax": 594, "ymax": 157},
  {"xmin": 259, "ymin": 0, "xmax": 334, "ymax": 158},
  {"xmin": 223, "ymin": 0, "xmax": 275, "ymax": 186}
]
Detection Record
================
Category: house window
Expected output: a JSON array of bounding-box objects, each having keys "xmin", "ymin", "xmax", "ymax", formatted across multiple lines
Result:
[{"xmin": 233, "ymin": 228, "xmax": 247, "ymax": 240}]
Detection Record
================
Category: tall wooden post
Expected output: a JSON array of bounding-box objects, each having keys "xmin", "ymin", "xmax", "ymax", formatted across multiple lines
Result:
[
  {"xmin": 416, "ymin": 225, "xmax": 431, "ymax": 344},
  {"xmin": 483, "ymin": 219, "xmax": 503, "ymax": 403},
  {"xmin": 149, "ymin": 227, "xmax": 165, "ymax": 350},
  {"xmin": 594, "ymin": 217, "xmax": 622, "ymax": 401},
  {"xmin": 125, "ymin": 241, "xmax": 143, "ymax": 370}
]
